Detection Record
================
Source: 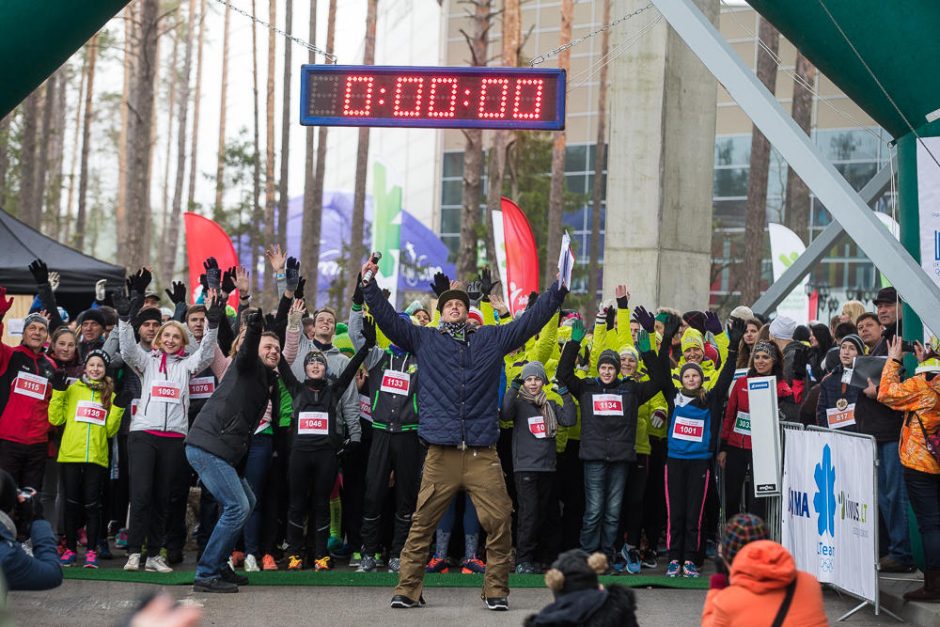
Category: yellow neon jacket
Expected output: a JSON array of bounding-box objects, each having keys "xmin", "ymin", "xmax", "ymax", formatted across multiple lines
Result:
[{"xmin": 48, "ymin": 380, "xmax": 123, "ymax": 468}]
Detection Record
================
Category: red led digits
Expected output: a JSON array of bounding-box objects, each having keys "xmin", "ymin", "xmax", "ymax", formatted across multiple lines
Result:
[
  {"xmin": 392, "ymin": 76, "xmax": 424, "ymax": 117},
  {"xmin": 342, "ymin": 75, "xmax": 375, "ymax": 116},
  {"xmin": 478, "ymin": 77, "xmax": 510, "ymax": 119},
  {"xmin": 427, "ymin": 77, "xmax": 459, "ymax": 118},
  {"xmin": 512, "ymin": 78, "xmax": 544, "ymax": 120}
]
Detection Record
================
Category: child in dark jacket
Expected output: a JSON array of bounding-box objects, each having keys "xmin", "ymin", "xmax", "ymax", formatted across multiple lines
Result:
[
  {"xmin": 503, "ymin": 360, "xmax": 575, "ymax": 574},
  {"xmin": 647, "ymin": 314, "xmax": 745, "ymax": 579},
  {"xmin": 279, "ymin": 317, "xmax": 374, "ymax": 571}
]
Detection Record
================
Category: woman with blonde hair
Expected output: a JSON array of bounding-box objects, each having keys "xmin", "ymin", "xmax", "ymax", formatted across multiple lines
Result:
[{"xmin": 840, "ymin": 300, "xmax": 866, "ymax": 324}]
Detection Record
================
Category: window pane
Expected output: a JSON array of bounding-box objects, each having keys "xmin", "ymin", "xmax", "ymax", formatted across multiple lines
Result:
[
  {"xmin": 441, "ymin": 180, "xmax": 462, "ymax": 206},
  {"xmin": 440, "ymin": 207, "xmax": 461, "ymax": 235},
  {"xmin": 715, "ymin": 135, "xmax": 751, "ymax": 166},
  {"xmin": 565, "ymin": 144, "xmax": 587, "ymax": 172},
  {"xmin": 713, "ymin": 167, "xmax": 749, "ymax": 197},
  {"xmin": 565, "ymin": 174, "xmax": 587, "ymax": 195},
  {"xmin": 442, "ymin": 152, "xmax": 463, "ymax": 178}
]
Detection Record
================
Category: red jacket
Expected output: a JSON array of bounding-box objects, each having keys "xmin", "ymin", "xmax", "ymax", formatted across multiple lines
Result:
[
  {"xmin": 721, "ymin": 376, "xmax": 795, "ymax": 451},
  {"xmin": 0, "ymin": 323, "xmax": 56, "ymax": 446}
]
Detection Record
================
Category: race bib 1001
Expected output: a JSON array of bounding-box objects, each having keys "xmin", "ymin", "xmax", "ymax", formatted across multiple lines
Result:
[
  {"xmin": 592, "ymin": 394, "xmax": 624, "ymax": 416},
  {"xmin": 298, "ymin": 411, "xmax": 330, "ymax": 436},
  {"xmin": 74, "ymin": 400, "xmax": 107, "ymax": 426},
  {"xmin": 672, "ymin": 416, "xmax": 705, "ymax": 442}
]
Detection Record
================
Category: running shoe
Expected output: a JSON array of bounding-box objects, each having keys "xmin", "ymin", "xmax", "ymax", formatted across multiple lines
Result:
[
  {"xmin": 425, "ymin": 556, "xmax": 449, "ymax": 573},
  {"xmin": 482, "ymin": 595, "xmax": 509, "ymax": 611},
  {"xmin": 83, "ymin": 550, "xmax": 99, "ymax": 569},
  {"xmin": 705, "ymin": 540, "xmax": 717, "ymax": 560},
  {"xmin": 665, "ymin": 559, "xmax": 681, "ymax": 578},
  {"xmin": 244, "ymin": 554, "xmax": 260, "ymax": 572},
  {"xmin": 262, "ymin": 554, "xmax": 278, "ymax": 571},
  {"xmin": 375, "ymin": 552, "xmax": 387, "ymax": 568},
  {"xmin": 59, "ymin": 549, "xmax": 77, "ymax": 567},
  {"xmin": 460, "ymin": 557, "xmax": 486, "ymax": 574},
  {"xmin": 640, "ymin": 549, "xmax": 657, "ymax": 569},
  {"xmin": 327, "ymin": 535, "xmax": 343, "ymax": 553},
  {"xmin": 387, "ymin": 557, "xmax": 401, "ymax": 573},
  {"xmin": 314, "ymin": 556, "xmax": 333, "ymax": 571},
  {"xmin": 515, "ymin": 562, "xmax": 539, "ymax": 574},
  {"xmin": 221, "ymin": 564, "xmax": 249, "ymax": 585},
  {"xmin": 97, "ymin": 540, "xmax": 113, "ymax": 560},
  {"xmin": 115, "ymin": 528, "xmax": 128, "ymax": 549},
  {"xmin": 682, "ymin": 561, "xmax": 700, "ymax": 578},
  {"xmin": 357, "ymin": 553, "xmax": 376, "ymax": 572},
  {"xmin": 287, "ymin": 555, "xmax": 303, "ymax": 571},
  {"xmin": 229, "ymin": 550, "xmax": 245, "ymax": 568},
  {"xmin": 349, "ymin": 551, "xmax": 362, "ymax": 568},
  {"xmin": 145, "ymin": 555, "xmax": 173, "ymax": 573},
  {"xmin": 389, "ymin": 594, "xmax": 426, "ymax": 609},
  {"xmin": 124, "ymin": 552, "xmax": 141, "ymax": 571},
  {"xmin": 620, "ymin": 546, "xmax": 641, "ymax": 575}
]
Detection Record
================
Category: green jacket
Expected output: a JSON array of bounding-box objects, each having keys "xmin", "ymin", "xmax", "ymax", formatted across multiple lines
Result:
[{"xmin": 48, "ymin": 380, "xmax": 123, "ymax": 468}]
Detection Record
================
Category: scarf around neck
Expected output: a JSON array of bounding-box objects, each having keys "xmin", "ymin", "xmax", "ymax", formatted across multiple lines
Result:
[
  {"xmin": 519, "ymin": 386, "xmax": 558, "ymax": 437},
  {"xmin": 439, "ymin": 321, "xmax": 469, "ymax": 342}
]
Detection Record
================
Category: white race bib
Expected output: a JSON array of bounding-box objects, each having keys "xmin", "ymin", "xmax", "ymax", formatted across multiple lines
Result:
[
  {"xmin": 150, "ymin": 382, "xmax": 182, "ymax": 404},
  {"xmin": 672, "ymin": 416, "xmax": 705, "ymax": 442},
  {"xmin": 359, "ymin": 394, "xmax": 373, "ymax": 422},
  {"xmin": 527, "ymin": 415, "xmax": 547, "ymax": 439},
  {"xmin": 826, "ymin": 403, "xmax": 856, "ymax": 429},
  {"xmin": 380, "ymin": 370, "xmax": 411, "ymax": 396},
  {"xmin": 189, "ymin": 376, "xmax": 215, "ymax": 400},
  {"xmin": 298, "ymin": 411, "xmax": 330, "ymax": 436},
  {"xmin": 13, "ymin": 372, "xmax": 48, "ymax": 400},
  {"xmin": 732, "ymin": 411, "xmax": 751, "ymax": 436},
  {"xmin": 592, "ymin": 394, "xmax": 623, "ymax": 416},
  {"xmin": 74, "ymin": 400, "xmax": 107, "ymax": 426}
]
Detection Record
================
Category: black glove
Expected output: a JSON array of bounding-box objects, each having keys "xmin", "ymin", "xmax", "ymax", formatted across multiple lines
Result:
[
  {"xmin": 28, "ymin": 259, "xmax": 49, "ymax": 285},
  {"xmin": 353, "ymin": 274, "xmax": 365, "ymax": 306},
  {"xmin": 203, "ymin": 257, "xmax": 221, "ymax": 291},
  {"xmin": 199, "ymin": 273, "xmax": 209, "ymax": 294},
  {"xmin": 338, "ymin": 439, "xmax": 360, "ymax": 460},
  {"xmin": 50, "ymin": 369, "xmax": 69, "ymax": 391},
  {"xmin": 616, "ymin": 294, "xmax": 629, "ymax": 310},
  {"xmin": 263, "ymin": 313, "xmax": 277, "ymax": 332},
  {"xmin": 295, "ymin": 276, "xmax": 306, "ymax": 301},
  {"xmin": 511, "ymin": 376, "xmax": 522, "ymax": 390},
  {"xmin": 113, "ymin": 390, "xmax": 134, "ymax": 409},
  {"xmin": 165, "ymin": 281, "xmax": 186, "ymax": 306},
  {"xmin": 221, "ymin": 267, "xmax": 237, "ymax": 295},
  {"xmin": 703, "ymin": 311, "xmax": 723, "ymax": 335},
  {"xmin": 526, "ymin": 291, "xmax": 539, "ymax": 311},
  {"xmin": 480, "ymin": 267, "xmax": 499, "ymax": 298},
  {"xmin": 605, "ymin": 306, "xmax": 616, "ymax": 331},
  {"xmin": 686, "ymin": 312, "xmax": 706, "ymax": 334},
  {"xmin": 727, "ymin": 316, "xmax": 746, "ymax": 348},
  {"xmin": 129, "ymin": 267, "xmax": 152, "ymax": 296},
  {"xmin": 663, "ymin": 313, "xmax": 682, "ymax": 344},
  {"xmin": 206, "ymin": 294, "xmax": 226, "ymax": 329},
  {"xmin": 381, "ymin": 288, "xmax": 391, "ymax": 301},
  {"xmin": 361, "ymin": 316, "xmax": 377, "ymax": 348},
  {"xmin": 633, "ymin": 305, "xmax": 655, "ymax": 334},
  {"xmin": 285, "ymin": 257, "xmax": 300, "ymax": 292},
  {"xmin": 430, "ymin": 272, "xmax": 450, "ymax": 298},
  {"xmin": 467, "ymin": 280, "xmax": 482, "ymax": 303},
  {"xmin": 112, "ymin": 288, "xmax": 132, "ymax": 320},
  {"xmin": 247, "ymin": 311, "xmax": 264, "ymax": 333}
]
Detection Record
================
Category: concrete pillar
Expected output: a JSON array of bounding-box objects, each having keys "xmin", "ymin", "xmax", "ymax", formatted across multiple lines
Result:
[{"xmin": 604, "ymin": 0, "xmax": 719, "ymax": 312}]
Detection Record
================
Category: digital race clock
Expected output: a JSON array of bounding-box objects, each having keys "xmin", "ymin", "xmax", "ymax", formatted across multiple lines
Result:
[{"xmin": 300, "ymin": 65, "xmax": 566, "ymax": 130}]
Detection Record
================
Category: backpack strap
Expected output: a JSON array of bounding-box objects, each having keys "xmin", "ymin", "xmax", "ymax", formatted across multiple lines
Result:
[{"xmin": 771, "ymin": 577, "xmax": 798, "ymax": 627}]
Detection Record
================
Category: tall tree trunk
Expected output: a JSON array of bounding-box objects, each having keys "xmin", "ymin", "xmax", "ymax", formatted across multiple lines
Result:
[
  {"xmin": 544, "ymin": 0, "xmax": 573, "ymax": 288},
  {"xmin": 740, "ymin": 18, "xmax": 779, "ymax": 304},
  {"xmin": 124, "ymin": 0, "xmax": 160, "ymax": 270},
  {"xmin": 457, "ymin": 0, "xmax": 490, "ymax": 280},
  {"xmin": 346, "ymin": 0, "xmax": 378, "ymax": 303},
  {"xmin": 19, "ymin": 89, "xmax": 41, "ymax": 226},
  {"xmin": 145, "ymin": 31, "xmax": 162, "ymax": 261},
  {"xmin": 45, "ymin": 68, "xmax": 68, "ymax": 237},
  {"xmin": 587, "ymin": 0, "xmax": 611, "ymax": 318},
  {"xmin": 214, "ymin": 0, "xmax": 231, "ymax": 210},
  {"xmin": 303, "ymin": 0, "xmax": 337, "ymax": 305},
  {"xmin": 35, "ymin": 75, "xmax": 57, "ymax": 233},
  {"xmin": 0, "ymin": 113, "xmax": 10, "ymax": 209},
  {"xmin": 188, "ymin": 0, "xmax": 206, "ymax": 210},
  {"xmin": 784, "ymin": 51, "xmax": 815, "ymax": 243},
  {"xmin": 163, "ymin": 0, "xmax": 196, "ymax": 283},
  {"xmin": 76, "ymin": 38, "xmax": 98, "ymax": 249},
  {"xmin": 250, "ymin": 0, "xmax": 262, "ymax": 294},
  {"xmin": 115, "ymin": 7, "xmax": 134, "ymax": 263},
  {"xmin": 277, "ymin": 0, "xmax": 293, "ymax": 249},
  {"xmin": 262, "ymin": 0, "xmax": 278, "ymax": 307},
  {"xmin": 482, "ymin": 0, "xmax": 520, "ymax": 279},
  {"xmin": 64, "ymin": 55, "xmax": 86, "ymax": 244},
  {"xmin": 161, "ymin": 26, "xmax": 180, "ymax": 242}
]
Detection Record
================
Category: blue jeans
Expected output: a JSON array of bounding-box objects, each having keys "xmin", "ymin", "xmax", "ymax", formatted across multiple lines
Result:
[
  {"xmin": 581, "ymin": 461, "xmax": 628, "ymax": 555},
  {"xmin": 186, "ymin": 445, "xmax": 256, "ymax": 581},
  {"xmin": 240, "ymin": 435, "xmax": 272, "ymax": 557},
  {"xmin": 878, "ymin": 441, "xmax": 913, "ymax": 563}
]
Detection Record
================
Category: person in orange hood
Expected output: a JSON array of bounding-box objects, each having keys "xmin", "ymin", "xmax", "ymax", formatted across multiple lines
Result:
[{"xmin": 702, "ymin": 513, "xmax": 827, "ymax": 626}]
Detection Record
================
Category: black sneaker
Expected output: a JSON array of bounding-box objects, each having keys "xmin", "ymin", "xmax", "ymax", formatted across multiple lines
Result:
[
  {"xmin": 483, "ymin": 596, "xmax": 509, "ymax": 611},
  {"xmin": 389, "ymin": 594, "xmax": 426, "ymax": 609},
  {"xmin": 220, "ymin": 564, "xmax": 249, "ymax": 586},
  {"xmin": 193, "ymin": 578, "xmax": 238, "ymax": 593}
]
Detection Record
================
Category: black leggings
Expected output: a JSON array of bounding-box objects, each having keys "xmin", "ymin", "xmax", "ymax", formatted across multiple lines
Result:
[
  {"xmin": 722, "ymin": 445, "xmax": 765, "ymax": 520},
  {"xmin": 286, "ymin": 448, "xmax": 338, "ymax": 559},
  {"xmin": 126, "ymin": 432, "xmax": 186, "ymax": 555},
  {"xmin": 620, "ymin": 454, "xmax": 650, "ymax": 548},
  {"xmin": 665, "ymin": 457, "xmax": 710, "ymax": 564},
  {"xmin": 62, "ymin": 463, "xmax": 107, "ymax": 551}
]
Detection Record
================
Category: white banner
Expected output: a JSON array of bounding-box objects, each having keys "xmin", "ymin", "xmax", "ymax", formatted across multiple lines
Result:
[
  {"xmin": 918, "ymin": 136, "xmax": 940, "ymax": 339},
  {"xmin": 782, "ymin": 429, "xmax": 877, "ymax": 603},
  {"xmin": 746, "ymin": 376, "xmax": 781, "ymax": 497},
  {"xmin": 768, "ymin": 223, "xmax": 809, "ymax": 324}
]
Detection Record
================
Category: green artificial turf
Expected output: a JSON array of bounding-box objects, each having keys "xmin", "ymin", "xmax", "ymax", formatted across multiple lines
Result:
[{"xmin": 61, "ymin": 568, "xmax": 708, "ymax": 590}]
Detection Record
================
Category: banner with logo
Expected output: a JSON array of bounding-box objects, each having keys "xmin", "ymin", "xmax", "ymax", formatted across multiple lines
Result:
[
  {"xmin": 768, "ymin": 223, "xmax": 809, "ymax": 324},
  {"xmin": 917, "ymin": 137, "xmax": 940, "ymax": 309},
  {"xmin": 493, "ymin": 197, "xmax": 540, "ymax": 316},
  {"xmin": 782, "ymin": 429, "xmax": 877, "ymax": 603},
  {"xmin": 746, "ymin": 376, "xmax": 782, "ymax": 497}
]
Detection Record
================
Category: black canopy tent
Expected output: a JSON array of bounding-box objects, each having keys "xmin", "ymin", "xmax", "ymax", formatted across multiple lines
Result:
[{"xmin": 0, "ymin": 210, "xmax": 125, "ymax": 316}]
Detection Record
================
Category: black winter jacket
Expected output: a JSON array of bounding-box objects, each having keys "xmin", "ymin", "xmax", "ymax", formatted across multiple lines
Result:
[{"xmin": 502, "ymin": 386, "xmax": 575, "ymax": 472}]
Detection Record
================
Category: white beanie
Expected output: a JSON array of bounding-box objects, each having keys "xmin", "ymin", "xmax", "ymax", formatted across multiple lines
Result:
[
  {"xmin": 730, "ymin": 305, "xmax": 754, "ymax": 321},
  {"xmin": 769, "ymin": 315, "xmax": 796, "ymax": 341}
]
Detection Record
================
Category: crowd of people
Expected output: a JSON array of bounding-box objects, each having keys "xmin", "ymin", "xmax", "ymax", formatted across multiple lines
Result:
[{"xmin": 0, "ymin": 246, "xmax": 937, "ymax": 615}]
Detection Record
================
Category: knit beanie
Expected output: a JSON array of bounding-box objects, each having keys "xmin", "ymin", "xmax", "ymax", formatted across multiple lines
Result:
[
  {"xmin": 521, "ymin": 360, "xmax": 548, "ymax": 384},
  {"xmin": 304, "ymin": 350, "xmax": 328, "ymax": 368},
  {"xmin": 544, "ymin": 549, "xmax": 608, "ymax": 597},
  {"xmin": 721, "ymin": 513, "xmax": 769, "ymax": 564},
  {"xmin": 597, "ymin": 349, "xmax": 620, "ymax": 372},
  {"xmin": 679, "ymin": 362, "xmax": 704, "ymax": 382},
  {"xmin": 681, "ymin": 328, "xmax": 705, "ymax": 353},
  {"xmin": 78, "ymin": 308, "xmax": 107, "ymax": 328},
  {"xmin": 769, "ymin": 315, "xmax": 796, "ymax": 341},
  {"xmin": 84, "ymin": 348, "xmax": 112, "ymax": 369},
  {"xmin": 22, "ymin": 312, "xmax": 48, "ymax": 331},
  {"xmin": 467, "ymin": 307, "xmax": 484, "ymax": 326},
  {"xmin": 840, "ymin": 334, "xmax": 865, "ymax": 355},
  {"xmin": 133, "ymin": 306, "xmax": 163, "ymax": 327},
  {"xmin": 729, "ymin": 305, "xmax": 754, "ymax": 321},
  {"xmin": 619, "ymin": 345, "xmax": 639, "ymax": 361}
]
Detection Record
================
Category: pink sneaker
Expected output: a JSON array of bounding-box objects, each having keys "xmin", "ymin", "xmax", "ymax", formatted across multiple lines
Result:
[
  {"xmin": 60, "ymin": 549, "xmax": 77, "ymax": 567},
  {"xmin": 83, "ymin": 550, "xmax": 99, "ymax": 569}
]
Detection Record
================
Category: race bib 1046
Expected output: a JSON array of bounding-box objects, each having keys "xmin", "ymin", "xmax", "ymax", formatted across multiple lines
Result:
[{"xmin": 298, "ymin": 411, "xmax": 330, "ymax": 436}]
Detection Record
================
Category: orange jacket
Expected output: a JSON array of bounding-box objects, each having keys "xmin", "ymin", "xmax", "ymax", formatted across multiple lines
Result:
[
  {"xmin": 877, "ymin": 358, "xmax": 940, "ymax": 475},
  {"xmin": 702, "ymin": 540, "xmax": 827, "ymax": 627}
]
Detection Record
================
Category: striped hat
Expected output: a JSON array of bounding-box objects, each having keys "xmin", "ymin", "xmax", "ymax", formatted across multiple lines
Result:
[{"xmin": 721, "ymin": 513, "xmax": 769, "ymax": 564}]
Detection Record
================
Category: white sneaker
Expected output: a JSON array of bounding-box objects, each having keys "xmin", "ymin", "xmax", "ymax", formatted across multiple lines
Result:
[
  {"xmin": 124, "ymin": 553, "xmax": 141, "ymax": 571},
  {"xmin": 145, "ymin": 555, "xmax": 173, "ymax": 573},
  {"xmin": 244, "ymin": 554, "xmax": 260, "ymax": 572}
]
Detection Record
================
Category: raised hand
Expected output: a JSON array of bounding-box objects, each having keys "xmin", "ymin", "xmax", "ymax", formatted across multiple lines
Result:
[
  {"xmin": 221, "ymin": 267, "xmax": 237, "ymax": 295},
  {"xmin": 361, "ymin": 316, "xmax": 377, "ymax": 348},
  {"xmin": 614, "ymin": 284, "xmax": 630, "ymax": 308},
  {"xmin": 0, "ymin": 287, "xmax": 13, "ymax": 317},
  {"xmin": 430, "ymin": 271, "xmax": 450, "ymax": 298},
  {"xmin": 605, "ymin": 305, "xmax": 616, "ymax": 331},
  {"xmin": 353, "ymin": 274, "xmax": 365, "ymax": 306},
  {"xmin": 235, "ymin": 266, "xmax": 250, "ymax": 295},
  {"xmin": 28, "ymin": 259, "xmax": 49, "ymax": 285},
  {"xmin": 48, "ymin": 272, "xmax": 60, "ymax": 292},
  {"xmin": 633, "ymin": 305, "xmax": 655, "ymax": 334},
  {"xmin": 288, "ymin": 298, "xmax": 306, "ymax": 326},
  {"xmin": 526, "ymin": 291, "xmax": 539, "ymax": 311},
  {"xmin": 479, "ymin": 267, "xmax": 499, "ymax": 298},
  {"xmin": 294, "ymin": 276, "xmax": 306, "ymax": 301},
  {"xmin": 727, "ymin": 316, "xmax": 746, "ymax": 347},
  {"xmin": 112, "ymin": 288, "xmax": 132, "ymax": 319},
  {"xmin": 203, "ymin": 257, "xmax": 221, "ymax": 291},
  {"xmin": 206, "ymin": 290, "xmax": 226, "ymax": 329},
  {"xmin": 130, "ymin": 267, "xmax": 152, "ymax": 295},
  {"xmin": 247, "ymin": 311, "xmax": 264, "ymax": 333},
  {"xmin": 662, "ymin": 313, "xmax": 682, "ymax": 344},
  {"xmin": 285, "ymin": 257, "xmax": 300, "ymax": 292},
  {"xmin": 570, "ymin": 319, "xmax": 586, "ymax": 343},
  {"xmin": 467, "ymin": 280, "xmax": 483, "ymax": 303},
  {"xmin": 165, "ymin": 281, "xmax": 187, "ymax": 306},
  {"xmin": 703, "ymin": 310, "xmax": 723, "ymax": 335},
  {"xmin": 637, "ymin": 330, "xmax": 652, "ymax": 353},
  {"xmin": 95, "ymin": 279, "xmax": 107, "ymax": 302},
  {"xmin": 265, "ymin": 244, "xmax": 286, "ymax": 272}
]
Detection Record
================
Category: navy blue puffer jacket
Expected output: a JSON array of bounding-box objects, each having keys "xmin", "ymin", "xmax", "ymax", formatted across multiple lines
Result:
[{"xmin": 363, "ymin": 281, "xmax": 565, "ymax": 447}]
